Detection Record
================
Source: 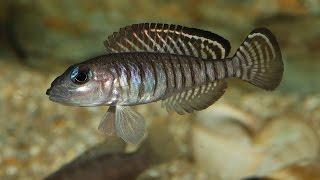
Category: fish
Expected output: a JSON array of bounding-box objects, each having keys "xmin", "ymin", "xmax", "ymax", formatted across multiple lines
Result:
[{"xmin": 46, "ymin": 23, "xmax": 283, "ymax": 144}]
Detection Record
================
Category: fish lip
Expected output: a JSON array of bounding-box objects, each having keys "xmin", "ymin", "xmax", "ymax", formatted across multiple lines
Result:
[
  {"xmin": 48, "ymin": 95, "xmax": 100, "ymax": 107},
  {"xmin": 46, "ymin": 88, "xmax": 51, "ymax": 95},
  {"xmin": 48, "ymin": 95, "xmax": 75, "ymax": 106},
  {"xmin": 48, "ymin": 95, "xmax": 64, "ymax": 103},
  {"xmin": 46, "ymin": 87, "xmax": 68, "ymax": 103},
  {"xmin": 48, "ymin": 94, "xmax": 68, "ymax": 103}
]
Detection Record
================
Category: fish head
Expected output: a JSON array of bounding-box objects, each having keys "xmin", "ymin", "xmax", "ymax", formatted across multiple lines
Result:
[{"xmin": 46, "ymin": 62, "xmax": 114, "ymax": 106}]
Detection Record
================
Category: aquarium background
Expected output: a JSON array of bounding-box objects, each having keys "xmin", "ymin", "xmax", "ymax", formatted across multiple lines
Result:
[{"xmin": 1, "ymin": 0, "xmax": 320, "ymax": 179}]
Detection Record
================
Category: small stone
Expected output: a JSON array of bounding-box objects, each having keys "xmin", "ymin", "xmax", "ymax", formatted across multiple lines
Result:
[{"xmin": 6, "ymin": 166, "xmax": 18, "ymax": 176}]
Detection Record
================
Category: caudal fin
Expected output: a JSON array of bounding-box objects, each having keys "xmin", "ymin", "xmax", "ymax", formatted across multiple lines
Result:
[{"xmin": 232, "ymin": 28, "xmax": 283, "ymax": 90}]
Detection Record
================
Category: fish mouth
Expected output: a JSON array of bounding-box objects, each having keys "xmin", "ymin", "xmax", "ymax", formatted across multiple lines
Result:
[
  {"xmin": 46, "ymin": 88, "xmax": 51, "ymax": 95},
  {"xmin": 46, "ymin": 87, "xmax": 105, "ymax": 107},
  {"xmin": 46, "ymin": 88, "xmax": 72, "ymax": 105},
  {"xmin": 46, "ymin": 88, "xmax": 63, "ymax": 102},
  {"xmin": 48, "ymin": 95, "xmax": 79, "ymax": 106},
  {"xmin": 48, "ymin": 94, "xmax": 68, "ymax": 103},
  {"xmin": 47, "ymin": 91, "xmax": 93, "ymax": 106},
  {"xmin": 49, "ymin": 95, "xmax": 103, "ymax": 107}
]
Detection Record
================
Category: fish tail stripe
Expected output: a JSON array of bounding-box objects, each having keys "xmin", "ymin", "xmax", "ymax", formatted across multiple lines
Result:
[
  {"xmin": 232, "ymin": 28, "xmax": 283, "ymax": 90},
  {"xmin": 104, "ymin": 23, "xmax": 231, "ymax": 59},
  {"xmin": 264, "ymin": 46, "xmax": 271, "ymax": 66},
  {"xmin": 236, "ymin": 51, "xmax": 248, "ymax": 79},
  {"xmin": 249, "ymin": 40, "xmax": 261, "ymax": 71}
]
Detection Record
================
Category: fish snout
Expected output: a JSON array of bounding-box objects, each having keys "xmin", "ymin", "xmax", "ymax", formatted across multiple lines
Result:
[
  {"xmin": 46, "ymin": 75, "xmax": 63, "ymax": 96},
  {"xmin": 46, "ymin": 88, "xmax": 51, "ymax": 95}
]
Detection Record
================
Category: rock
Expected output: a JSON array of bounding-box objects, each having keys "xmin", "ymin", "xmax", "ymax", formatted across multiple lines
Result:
[
  {"xmin": 138, "ymin": 160, "xmax": 208, "ymax": 180},
  {"xmin": 192, "ymin": 103, "xmax": 320, "ymax": 179},
  {"xmin": 45, "ymin": 140, "xmax": 150, "ymax": 180},
  {"xmin": 269, "ymin": 161, "xmax": 320, "ymax": 180}
]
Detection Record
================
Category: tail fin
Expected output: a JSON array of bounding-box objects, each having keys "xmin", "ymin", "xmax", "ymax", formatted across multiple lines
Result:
[{"xmin": 232, "ymin": 28, "xmax": 283, "ymax": 90}]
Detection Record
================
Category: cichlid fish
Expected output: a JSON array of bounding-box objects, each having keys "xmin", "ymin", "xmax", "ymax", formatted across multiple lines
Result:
[{"xmin": 46, "ymin": 23, "xmax": 283, "ymax": 144}]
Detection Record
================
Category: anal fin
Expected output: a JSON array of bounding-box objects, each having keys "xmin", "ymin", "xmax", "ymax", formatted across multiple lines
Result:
[{"xmin": 162, "ymin": 81, "xmax": 227, "ymax": 115}]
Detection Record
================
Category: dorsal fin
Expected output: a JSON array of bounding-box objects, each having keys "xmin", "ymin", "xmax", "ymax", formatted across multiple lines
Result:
[
  {"xmin": 162, "ymin": 81, "xmax": 227, "ymax": 115},
  {"xmin": 104, "ymin": 23, "xmax": 231, "ymax": 59}
]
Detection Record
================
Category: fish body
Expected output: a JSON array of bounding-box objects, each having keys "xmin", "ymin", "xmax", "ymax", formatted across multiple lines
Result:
[
  {"xmin": 79, "ymin": 52, "xmax": 237, "ymax": 106},
  {"xmin": 46, "ymin": 23, "xmax": 283, "ymax": 144}
]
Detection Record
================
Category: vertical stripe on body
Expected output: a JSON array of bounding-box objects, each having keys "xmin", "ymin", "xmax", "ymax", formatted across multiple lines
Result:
[
  {"xmin": 204, "ymin": 58, "xmax": 236, "ymax": 82},
  {"xmin": 140, "ymin": 59, "xmax": 155, "ymax": 102},
  {"xmin": 127, "ymin": 61, "xmax": 141, "ymax": 103},
  {"xmin": 215, "ymin": 61, "xmax": 226, "ymax": 80},
  {"xmin": 153, "ymin": 59, "xmax": 167, "ymax": 99},
  {"xmin": 118, "ymin": 62, "xmax": 130, "ymax": 102}
]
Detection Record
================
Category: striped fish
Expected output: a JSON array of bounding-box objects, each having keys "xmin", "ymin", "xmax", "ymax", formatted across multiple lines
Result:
[{"xmin": 46, "ymin": 23, "xmax": 283, "ymax": 144}]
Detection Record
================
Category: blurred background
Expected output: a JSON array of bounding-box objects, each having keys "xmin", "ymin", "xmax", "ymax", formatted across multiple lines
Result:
[{"xmin": 1, "ymin": 0, "xmax": 320, "ymax": 179}]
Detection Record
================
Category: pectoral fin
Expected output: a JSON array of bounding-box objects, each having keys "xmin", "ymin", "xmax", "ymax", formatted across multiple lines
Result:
[
  {"xmin": 98, "ymin": 106, "xmax": 116, "ymax": 136},
  {"xmin": 115, "ymin": 106, "xmax": 146, "ymax": 144}
]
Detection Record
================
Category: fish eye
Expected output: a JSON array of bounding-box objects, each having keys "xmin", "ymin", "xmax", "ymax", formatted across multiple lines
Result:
[{"xmin": 70, "ymin": 66, "xmax": 91, "ymax": 85}]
